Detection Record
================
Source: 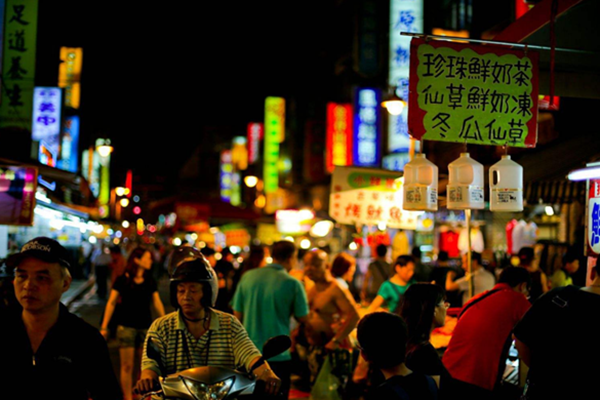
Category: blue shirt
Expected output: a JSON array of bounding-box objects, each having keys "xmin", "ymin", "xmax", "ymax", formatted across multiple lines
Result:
[{"xmin": 232, "ymin": 264, "xmax": 309, "ymax": 361}]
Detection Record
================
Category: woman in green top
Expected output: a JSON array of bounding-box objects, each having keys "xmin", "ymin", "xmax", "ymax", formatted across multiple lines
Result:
[{"xmin": 367, "ymin": 255, "xmax": 416, "ymax": 314}]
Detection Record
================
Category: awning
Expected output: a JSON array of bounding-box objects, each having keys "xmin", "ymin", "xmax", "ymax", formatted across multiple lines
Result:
[{"xmin": 493, "ymin": 0, "xmax": 600, "ymax": 99}]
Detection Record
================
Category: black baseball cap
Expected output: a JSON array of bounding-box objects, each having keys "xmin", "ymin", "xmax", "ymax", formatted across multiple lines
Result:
[{"xmin": 7, "ymin": 237, "xmax": 71, "ymax": 269}]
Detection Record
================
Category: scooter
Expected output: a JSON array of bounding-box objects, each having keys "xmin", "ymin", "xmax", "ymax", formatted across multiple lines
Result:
[{"xmin": 140, "ymin": 335, "xmax": 291, "ymax": 399}]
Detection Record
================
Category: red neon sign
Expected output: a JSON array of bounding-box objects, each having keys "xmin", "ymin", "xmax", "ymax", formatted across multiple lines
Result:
[{"xmin": 326, "ymin": 103, "xmax": 353, "ymax": 173}]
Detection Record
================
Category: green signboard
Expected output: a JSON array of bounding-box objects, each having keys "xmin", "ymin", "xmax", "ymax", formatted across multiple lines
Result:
[
  {"xmin": 0, "ymin": 0, "xmax": 38, "ymax": 130},
  {"xmin": 408, "ymin": 38, "xmax": 539, "ymax": 148},
  {"xmin": 264, "ymin": 97, "xmax": 284, "ymax": 193}
]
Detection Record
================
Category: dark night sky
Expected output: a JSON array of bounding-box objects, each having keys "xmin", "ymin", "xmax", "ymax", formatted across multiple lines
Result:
[{"xmin": 35, "ymin": 0, "xmax": 338, "ymax": 186}]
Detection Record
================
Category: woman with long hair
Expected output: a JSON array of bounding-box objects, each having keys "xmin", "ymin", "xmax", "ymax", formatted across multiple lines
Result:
[
  {"xmin": 100, "ymin": 246, "xmax": 165, "ymax": 400},
  {"xmin": 400, "ymin": 283, "xmax": 448, "ymax": 389}
]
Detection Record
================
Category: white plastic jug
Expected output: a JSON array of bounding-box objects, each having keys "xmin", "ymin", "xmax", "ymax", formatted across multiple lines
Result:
[
  {"xmin": 489, "ymin": 155, "xmax": 523, "ymax": 212},
  {"xmin": 447, "ymin": 153, "xmax": 484, "ymax": 210},
  {"xmin": 403, "ymin": 153, "xmax": 438, "ymax": 211}
]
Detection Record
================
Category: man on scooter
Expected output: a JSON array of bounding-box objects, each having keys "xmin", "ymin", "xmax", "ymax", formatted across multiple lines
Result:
[{"xmin": 135, "ymin": 246, "xmax": 281, "ymax": 396}]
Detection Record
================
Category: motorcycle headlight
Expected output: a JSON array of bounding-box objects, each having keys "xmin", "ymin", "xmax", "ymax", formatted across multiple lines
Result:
[{"xmin": 180, "ymin": 376, "xmax": 234, "ymax": 400}]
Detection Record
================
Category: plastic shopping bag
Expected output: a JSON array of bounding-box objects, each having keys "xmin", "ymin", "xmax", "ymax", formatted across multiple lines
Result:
[{"xmin": 310, "ymin": 356, "xmax": 343, "ymax": 400}]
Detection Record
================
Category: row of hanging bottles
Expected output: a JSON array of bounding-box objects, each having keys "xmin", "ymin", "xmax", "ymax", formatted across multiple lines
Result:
[{"xmin": 403, "ymin": 152, "xmax": 523, "ymax": 212}]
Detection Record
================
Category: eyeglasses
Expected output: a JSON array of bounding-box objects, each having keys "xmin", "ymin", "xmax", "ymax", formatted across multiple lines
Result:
[{"xmin": 437, "ymin": 301, "xmax": 450, "ymax": 309}]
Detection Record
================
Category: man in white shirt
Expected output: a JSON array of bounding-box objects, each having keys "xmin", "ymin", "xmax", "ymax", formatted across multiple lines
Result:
[{"xmin": 446, "ymin": 252, "xmax": 495, "ymax": 306}]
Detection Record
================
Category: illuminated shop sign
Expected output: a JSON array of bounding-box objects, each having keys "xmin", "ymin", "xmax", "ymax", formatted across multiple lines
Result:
[
  {"xmin": 32, "ymin": 87, "xmax": 62, "ymax": 167},
  {"xmin": 247, "ymin": 123, "xmax": 263, "ymax": 164},
  {"xmin": 353, "ymin": 88, "xmax": 381, "ymax": 167},
  {"xmin": 388, "ymin": 0, "xmax": 422, "ymax": 153},
  {"xmin": 264, "ymin": 97, "xmax": 285, "ymax": 193},
  {"xmin": 220, "ymin": 150, "xmax": 233, "ymax": 202},
  {"xmin": 58, "ymin": 47, "xmax": 83, "ymax": 109},
  {"xmin": 326, "ymin": 103, "xmax": 353, "ymax": 173},
  {"xmin": 0, "ymin": 165, "xmax": 37, "ymax": 226},
  {"xmin": 57, "ymin": 116, "xmax": 80, "ymax": 173},
  {"xmin": 275, "ymin": 209, "xmax": 315, "ymax": 235}
]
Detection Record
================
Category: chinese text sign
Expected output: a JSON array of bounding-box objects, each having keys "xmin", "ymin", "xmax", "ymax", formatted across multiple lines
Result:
[
  {"xmin": 220, "ymin": 150, "xmax": 233, "ymax": 203},
  {"xmin": 326, "ymin": 103, "xmax": 353, "ymax": 173},
  {"xmin": 588, "ymin": 179, "xmax": 600, "ymax": 256},
  {"xmin": 329, "ymin": 166, "xmax": 418, "ymax": 229},
  {"xmin": 247, "ymin": 123, "xmax": 263, "ymax": 165},
  {"xmin": 264, "ymin": 97, "xmax": 284, "ymax": 193},
  {"xmin": 0, "ymin": 0, "xmax": 38, "ymax": 129},
  {"xmin": 353, "ymin": 88, "xmax": 381, "ymax": 167},
  {"xmin": 408, "ymin": 38, "xmax": 539, "ymax": 148},
  {"xmin": 32, "ymin": 87, "xmax": 62, "ymax": 167},
  {"xmin": 58, "ymin": 47, "xmax": 83, "ymax": 109}
]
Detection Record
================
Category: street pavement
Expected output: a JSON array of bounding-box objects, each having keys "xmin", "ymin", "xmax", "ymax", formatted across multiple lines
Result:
[{"xmin": 65, "ymin": 275, "xmax": 311, "ymax": 399}]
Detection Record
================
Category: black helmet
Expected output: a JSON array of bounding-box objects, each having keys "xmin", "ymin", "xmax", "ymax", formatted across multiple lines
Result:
[{"xmin": 168, "ymin": 246, "xmax": 218, "ymax": 309}]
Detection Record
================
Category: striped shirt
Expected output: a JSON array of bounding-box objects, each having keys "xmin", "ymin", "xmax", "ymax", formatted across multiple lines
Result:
[{"xmin": 142, "ymin": 308, "xmax": 261, "ymax": 376}]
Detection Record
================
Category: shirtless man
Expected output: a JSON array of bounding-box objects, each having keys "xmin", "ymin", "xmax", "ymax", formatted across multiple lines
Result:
[
  {"xmin": 303, "ymin": 249, "xmax": 360, "ymax": 350},
  {"xmin": 302, "ymin": 249, "xmax": 360, "ymax": 383}
]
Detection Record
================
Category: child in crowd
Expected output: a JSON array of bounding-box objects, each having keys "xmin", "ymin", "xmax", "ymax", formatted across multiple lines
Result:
[{"xmin": 357, "ymin": 312, "xmax": 438, "ymax": 400}]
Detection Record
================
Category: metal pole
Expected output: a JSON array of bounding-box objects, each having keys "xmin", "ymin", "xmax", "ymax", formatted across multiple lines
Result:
[
  {"xmin": 400, "ymin": 32, "xmax": 598, "ymax": 55},
  {"xmin": 466, "ymin": 209, "xmax": 473, "ymax": 299}
]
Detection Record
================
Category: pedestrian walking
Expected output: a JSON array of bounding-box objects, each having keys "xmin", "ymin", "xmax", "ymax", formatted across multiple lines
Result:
[
  {"xmin": 233, "ymin": 240, "xmax": 310, "ymax": 399},
  {"xmin": 100, "ymin": 247, "xmax": 166, "ymax": 400},
  {"xmin": 1, "ymin": 237, "xmax": 121, "ymax": 400}
]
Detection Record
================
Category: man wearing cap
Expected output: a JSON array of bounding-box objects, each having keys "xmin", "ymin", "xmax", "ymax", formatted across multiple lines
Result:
[{"xmin": 0, "ymin": 237, "xmax": 122, "ymax": 400}]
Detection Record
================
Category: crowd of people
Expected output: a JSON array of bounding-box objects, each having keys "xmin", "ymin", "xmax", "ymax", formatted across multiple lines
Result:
[{"xmin": 0, "ymin": 235, "xmax": 597, "ymax": 400}]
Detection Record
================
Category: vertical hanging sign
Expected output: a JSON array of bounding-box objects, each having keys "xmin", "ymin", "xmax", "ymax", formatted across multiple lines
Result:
[
  {"xmin": 353, "ymin": 88, "xmax": 381, "ymax": 168},
  {"xmin": 32, "ymin": 87, "xmax": 62, "ymax": 167},
  {"xmin": 247, "ymin": 123, "xmax": 263, "ymax": 165},
  {"xmin": 264, "ymin": 97, "xmax": 284, "ymax": 193},
  {"xmin": 58, "ymin": 115, "xmax": 80, "ymax": 173},
  {"xmin": 326, "ymin": 103, "xmax": 353, "ymax": 173},
  {"xmin": 0, "ymin": 0, "xmax": 39, "ymax": 130},
  {"xmin": 220, "ymin": 150, "xmax": 233, "ymax": 203},
  {"xmin": 388, "ymin": 0, "xmax": 423, "ymax": 154},
  {"xmin": 58, "ymin": 47, "xmax": 83, "ymax": 109}
]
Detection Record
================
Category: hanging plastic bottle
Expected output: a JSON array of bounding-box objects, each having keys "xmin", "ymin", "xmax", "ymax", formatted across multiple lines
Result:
[
  {"xmin": 447, "ymin": 153, "xmax": 484, "ymax": 210},
  {"xmin": 403, "ymin": 153, "xmax": 438, "ymax": 211},
  {"xmin": 489, "ymin": 155, "xmax": 523, "ymax": 212}
]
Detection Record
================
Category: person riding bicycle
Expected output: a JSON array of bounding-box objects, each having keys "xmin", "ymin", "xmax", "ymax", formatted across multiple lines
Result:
[{"xmin": 134, "ymin": 246, "xmax": 281, "ymax": 396}]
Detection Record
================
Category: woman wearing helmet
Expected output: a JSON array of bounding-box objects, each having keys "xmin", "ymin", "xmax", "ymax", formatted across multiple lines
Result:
[{"xmin": 135, "ymin": 246, "xmax": 281, "ymax": 396}]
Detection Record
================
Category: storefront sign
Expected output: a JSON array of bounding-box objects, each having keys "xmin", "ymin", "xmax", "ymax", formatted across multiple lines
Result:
[
  {"xmin": 389, "ymin": 0, "xmax": 422, "ymax": 154},
  {"xmin": 587, "ymin": 178, "xmax": 600, "ymax": 256},
  {"xmin": 57, "ymin": 115, "xmax": 79, "ymax": 173},
  {"xmin": 220, "ymin": 150, "xmax": 233, "ymax": 203},
  {"xmin": 264, "ymin": 97, "xmax": 284, "ymax": 193},
  {"xmin": 353, "ymin": 88, "xmax": 381, "ymax": 167},
  {"xmin": 257, "ymin": 223, "xmax": 281, "ymax": 245},
  {"xmin": 0, "ymin": 165, "xmax": 37, "ymax": 226},
  {"xmin": 330, "ymin": 166, "xmax": 419, "ymax": 229},
  {"xmin": 326, "ymin": 103, "xmax": 353, "ymax": 173},
  {"xmin": 58, "ymin": 47, "xmax": 83, "ymax": 109},
  {"xmin": 82, "ymin": 148, "xmax": 101, "ymax": 198},
  {"xmin": 0, "ymin": 0, "xmax": 39, "ymax": 129},
  {"xmin": 276, "ymin": 209, "xmax": 315, "ymax": 235},
  {"xmin": 247, "ymin": 123, "xmax": 263, "ymax": 164},
  {"xmin": 32, "ymin": 87, "xmax": 62, "ymax": 167},
  {"xmin": 409, "ymin": 38, "xmax": 539, "ymax": 148},
  {"xmin": 383, "ymin": 152, "xmax": 410, "ymax": 172}
]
